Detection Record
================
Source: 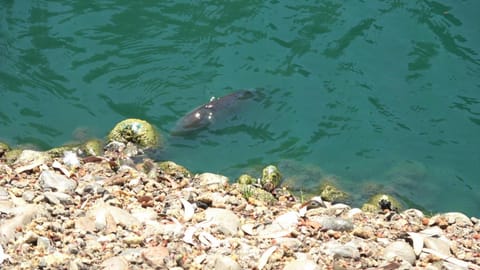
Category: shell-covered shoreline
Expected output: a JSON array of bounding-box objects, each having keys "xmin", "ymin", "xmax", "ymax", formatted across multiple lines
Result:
[{"xmin": 0, "ymin": 120, "xmax": 479, "ymax": 269}]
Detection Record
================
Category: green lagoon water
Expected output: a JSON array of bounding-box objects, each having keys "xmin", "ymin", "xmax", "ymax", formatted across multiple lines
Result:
[{"xmin": 1, "ymin": 1, "xmax": 479, "ymax": 216}]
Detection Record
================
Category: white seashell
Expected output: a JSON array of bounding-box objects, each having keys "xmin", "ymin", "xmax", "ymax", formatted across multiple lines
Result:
[
  {"xmin": 407, "ymin": 232, "xmax": 424, "ymax": 256},
  {"xmin": 422, "ymin": 248, "xmax": 476, "ymax": 270},
  {"xmin": 241, "ymin": 223, "xmax": 256, "ymax": 235},
  {"xmin": 258, "ymin": 246, "xmax": 277, "ymax": 270},
  {"xmin": 274, "ymin": 211, "xmax": 300, "ymax": 229},
  {"xmin": 198, "ymin": 232, "xmax": 221, "ymax": 248},
  {"xmin": 52, "ymin": 160, "xmax": 71, "ymax": 177},
  {"xmin": 0, "ymin": 244, "xmax": 11, "ymax": 264},
  {"xmin": 420, "ymin": 226, "xmax": 443, "ymax": 237},
  {"xmin": 180, "ymin": 198, "xmax": 195, "ymax": 221},
  {"xmin": 63, "ymin": 151, "xmax": 80, "ymax": 168},
  {"xmin": 182, "ymin": 226, "xmax": 197, "ymax": 245}
]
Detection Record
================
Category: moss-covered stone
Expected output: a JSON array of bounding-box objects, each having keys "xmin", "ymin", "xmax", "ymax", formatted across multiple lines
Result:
[
  {"xmin": 234, "ymin": 183, "xmax": 276, "ymax": 205},
  {"xmin": 237, "ymin": 174, "xmax": 257, "ymax": 185},
  {"xmin": 260, "ymin": 165, "xmax": 282, "ymax": 192},
  {"xmin": 0, "ymin": 141, "xmax": 10, "ymax": 155},
  {"xmin": 319, "ymin": 182, "xmax": 350, "ymax": 203},
  {"xmin": 82, "ymin": 139, "xmax": 104, "ymax": 156},
  {"xmin": 47, "ymin": 139, "xmax": 103, "ymax": 158},
  {"xmin": 107, "ymin": 118, "xmax": 160, "ymax": 148},
  {"xmin": 4, "ymin": 149, "xmax": 23, "ymax": 164},
  {"xmin": 158, "ymin": 161, "xmax": 191, "ymax": 178},
  {"xmin": 361, "ymin": 193, "xmax": 404, "ymax": 212}
]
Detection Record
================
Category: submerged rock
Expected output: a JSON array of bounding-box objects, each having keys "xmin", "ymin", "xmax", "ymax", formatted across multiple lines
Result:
[
  {"xmin": 108, "ymin": 118, "xmax": 160, "ymax": 148},
  {"xmin": 237, "ymin": 174, "xmax": 256, "ymax": 185},
  {"xmin": 260, "ymin": 165, "xmax": 282, "ymax": 192},
  {"xmin": 318, "ymin": 181, "xmax": 350, "ymax": 204}
]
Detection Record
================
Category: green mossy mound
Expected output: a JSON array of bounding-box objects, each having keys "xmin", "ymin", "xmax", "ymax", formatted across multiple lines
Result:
[{"xmin": 108, "ymin": 118, "xmax": 161, "ymax": 148}]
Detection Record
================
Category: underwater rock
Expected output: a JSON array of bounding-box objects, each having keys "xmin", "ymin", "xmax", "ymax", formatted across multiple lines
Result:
[
  {"xmin": 0, "ymin": 142, "xmax": 9, "ymax": 157},
  {"xmin": 108, "ymin": 118, "xmax": 160, "ymax": 148},
  {"xmin": 237, "ymin": 174, "xmax": 256, "ymax": 185},
  {"xmin": 260, "ymin": 165, "xmax": 282, "ymax": 192},
  {"xmin": 158, "ymin": 161, "xmax": 192, "ymax": 178},
  {"xmin": 48, "ymin": 138, "xmax": 104, "ymax": 158},
  {"xmin": 234, "ymin": 184, "xmax": 276, "ymax": 205},
  {"xmin": 318, "ymin": 181, "xmax": 350, "ymax": 204}
]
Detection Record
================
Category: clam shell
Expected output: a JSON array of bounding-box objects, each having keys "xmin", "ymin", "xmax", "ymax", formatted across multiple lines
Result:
[
  {"xmin": 258, "ymin": 246, "xmax": 277, "ymax": 270},
  {"xmin": 180, "ymin": 198, "xmax": 195, "ymax": 221}
]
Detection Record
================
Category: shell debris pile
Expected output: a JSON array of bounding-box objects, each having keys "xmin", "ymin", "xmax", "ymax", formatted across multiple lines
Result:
[{"xmin": 0, "ymin": 147, "xmax": 478, "ymax": 270}]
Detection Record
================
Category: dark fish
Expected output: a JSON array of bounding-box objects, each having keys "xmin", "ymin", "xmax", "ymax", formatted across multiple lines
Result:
[{"xmin": 171, "ymin": 90, "xmax": 254, "ymax": 135}]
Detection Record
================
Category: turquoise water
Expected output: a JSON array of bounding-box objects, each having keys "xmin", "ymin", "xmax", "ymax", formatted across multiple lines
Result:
[{"xmin": 1, "ymin": 1, "xmax": 479, "ymax": 216}]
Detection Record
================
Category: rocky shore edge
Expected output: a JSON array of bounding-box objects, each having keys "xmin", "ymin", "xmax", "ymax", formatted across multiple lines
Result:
[{"xmin": 0, "ymin": 119, "xmax": 479, "ymax": 270}]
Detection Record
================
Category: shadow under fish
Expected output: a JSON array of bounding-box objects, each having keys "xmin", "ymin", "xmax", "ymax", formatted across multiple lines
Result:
[{"xmin": 171, "ymin": 90, "xmax": 257, "ymax": 136}]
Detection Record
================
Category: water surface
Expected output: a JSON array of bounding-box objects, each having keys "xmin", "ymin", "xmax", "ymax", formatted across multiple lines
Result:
[{"xmin": 1, "ymin": 1, "xmax": 479, "ymax": 216}]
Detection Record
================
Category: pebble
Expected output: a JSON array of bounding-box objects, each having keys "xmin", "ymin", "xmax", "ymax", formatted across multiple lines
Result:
[
  {"xmin": 383, "ymin": 241, "xmax": 416, "ymax": 265},
  {"xmin": 214, "ymin": 255, "xmax": 242, "ymax": 270},
  {"xmin": 205, "ymin": 208, "xmax": 240, "ymax": 236},
  {"xmin": 324, "ymin": 241, "xmax": 360, "ymax": 259},
  {"xmin": 39, "ymin": 170, "xmax": 77, "ymax": 192},
  {"xmin": 101, "ymin": 256, "xmax": 129, "ymax": 270},
  {"xmin": 283, "ymin": 259, "xmax": 321, "ymax": 270},
  {"xmin": 308, "ymin": 216, "xmax": 354, "ymax": 231},
  {"xmin": 142, "ymin": 246, "xmax": 169, "ymax": 268},
  {"xmin": 44, "ymin": 191, "xmax": 73, "ymax": 205},
  {"xmin": 198, "ymin": 173, "xmax": 229, "ymax": 191}
]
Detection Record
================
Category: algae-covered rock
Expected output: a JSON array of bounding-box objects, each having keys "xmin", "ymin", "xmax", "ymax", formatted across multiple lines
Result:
[
  {"xmin": 158, "ymin": 161, "xmax": 191, "ymax": 178},
  {"xmin": 82, "ymin": 139, "xmax": 104, "ymax": 156},
  {"xmin": 260, "ymin": 165, "xmax": 282, "ymax": 192},
  {"xmin": 319, "ymin": 182, "xmax": 350, "ymax": 204},
  {"xmin": 361, "ymin": 194, "xmax": 404, "ymax": 212},
  {"xmin": 0, "ymin": 141, "xmax": 10, "ymax": 157},
  {"xmin": 4, "ymin": 149, "xmax": 25, "ymax": 165},
  {"xmin": 234, "ymin": 184, "xmax": 276, "ymax": 205},
  {"xmin": 237, "ymin": 174, "xmax": 257, "ymax": 185},
  {"xmin": 107, "ymin": 119, "xmax": 160, "ymax": 148},
  {"xmin": 48, "ymin": 139, "xmax": 104, "ymax": 158}
]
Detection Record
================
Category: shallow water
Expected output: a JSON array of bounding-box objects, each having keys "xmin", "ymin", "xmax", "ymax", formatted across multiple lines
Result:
[{"xmin": 1, "ymin": 1, "xmax": 479, "ymax": 216}]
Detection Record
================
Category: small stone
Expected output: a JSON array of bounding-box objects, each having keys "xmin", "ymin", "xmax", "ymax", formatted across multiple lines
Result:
[
  {"xmin": 283, "ymin": 259, "xmax": 321, "ymax": 270},
  {"xmin": 214, "ymin": 255, "xmax": 241, "ymax": 270},
  {"xmin": 22, "ymin": 231, "xmax": 39, "ymax": 244},
  {"xmin": 101, "ymin": 256, "xmax": 129, "ymax": 270},
  {"xmin": 142, "ymin": 246, "xmax": 169, "ymax": 268},
  {"xmin": 324, "ymin": 241, "xmax": 360, "ymax": 259},
  {"xmin": 44, "ymin": 191, "xmax": 73, "ymax": 205},
  {"xmin": 37, "ymin": 236, "xmax": 51, "ymax": 252},
  {"xmin": 123, "ymin": 235, "xmax": 144, "ymax": 245},
  {"xmin": 39, "ymin": 170, "xmax": 77, "ymax": 193},
  {"xmin": 443, "ymin": 212, "xmax": 473, "ymax": 227},
  {"xmin": 205, "ymin": 208, "xmax": 240, "ymax": 236},
  {"xmin": 383, "ymin": 241, "xmax": 416, "ymax": 265},
  {"xmin": 308, "ymin": 216, "xmax": 354, "ymax": 231},
  {"xmin": 22, "ymin": 190, "xmax": 36, "ymax": 203},
  {"xmin": 120, "ymin": 248, "xmax": 143, "ymax": 263},
  {"xmin": 198, "ymin": 173, "xmax": 229, "ymax": 191}
]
